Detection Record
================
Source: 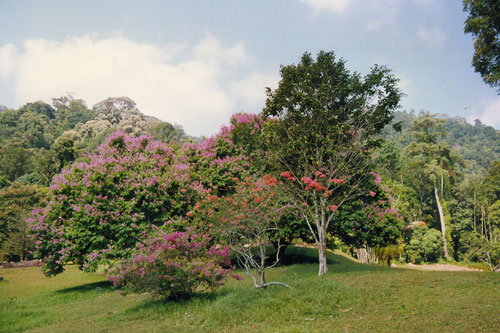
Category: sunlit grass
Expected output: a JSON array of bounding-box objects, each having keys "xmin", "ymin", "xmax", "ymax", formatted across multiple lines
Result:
[{"xmin": 1, "ymin": 247, "xmax": 499, "ymax": 332}]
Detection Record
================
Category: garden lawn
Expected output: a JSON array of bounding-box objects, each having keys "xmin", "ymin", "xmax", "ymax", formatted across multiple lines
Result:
[{"xmin": 1, "ymin": 247, "xmax": 499, "ymax": 332}]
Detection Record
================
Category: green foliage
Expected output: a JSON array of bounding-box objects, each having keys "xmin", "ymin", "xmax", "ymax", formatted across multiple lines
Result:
[
  {"xmin": 0, "ymin": 145, "xmax": 33, "ymax": 182},
  {"xmin": 0, "ymin": 184, "xmax": 49, "ymax": 261},
  {"xmin": 150, "ymin": 122, "xmax": 186, "ymax": 143},
  {"xmin": 405, "ymin": 227, "xmax": 444, "ymax": 263},
  {"xmin": 0, "ymin": 97, "xmax": 96, "ymax": 186},
  {"xmin": 263, "ymin": 51, "xmax": 402, "ymax": 176},
  {"xmin": 463, "ymin": 0, "xmax": 500, "ymax": 89}
]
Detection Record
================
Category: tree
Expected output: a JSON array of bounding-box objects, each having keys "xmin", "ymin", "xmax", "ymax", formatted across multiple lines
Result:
[
  {"xmin": 463, "ymin": 0, "xmax": 500, "ymax": 90},
  {"xmin": 28, "ymin": 132, "xmax": 199, "ymax": 276},
  {"xmin": 0, "ymin": 184, "xmax": 48, "ymax": 261},
  {"xmin": 402, "ymin": 113, "xmax": 459, "ymax": 260},
  {"xmin": 262, "ymin": 51, "xmax": 402, "ymax": 275},
  {"xmin": 196, "ymin": 175, "xmax": 291, "ymax": 289}
]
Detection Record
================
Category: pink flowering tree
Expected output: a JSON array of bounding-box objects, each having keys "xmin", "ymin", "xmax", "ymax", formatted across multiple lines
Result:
[
  {"xmin": 108, "ymin": 227, "xmax": 241, "ymax": 300},
  {"xmin": 28, "ymin": 132, "xmax": 201, "ymax": 276},
  {"xmin": 263, "ymin": 51, "xmax": 402, "ymax": 275},
  {"xmin": 182, "ymin": 112, "xmax": 264, "ymax": 196},
  {"xmin": 193, "ymin": 175, "xmax": 292, "ymax": 289}
]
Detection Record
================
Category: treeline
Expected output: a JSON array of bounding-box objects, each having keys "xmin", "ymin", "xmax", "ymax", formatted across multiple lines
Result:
[
  {"xmin": 374, "ymin": 111, "xmax": 500, "ymax": 267},
  {"xmin": 1, "ymin": 104, "xmax": 500, "ymax": 269}
]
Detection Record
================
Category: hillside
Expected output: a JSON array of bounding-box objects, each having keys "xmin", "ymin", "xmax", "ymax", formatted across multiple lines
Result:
[
  {"xmin": 1, "ymin": 247, "xmax": 499, "ymax": 332},
  {"xmin": 382, "ymin": 111, "xmax": 500, "ymax": 175},
  {"xmin": 0, "ymin": 96, "xmax": 186, "ymax": 188}
]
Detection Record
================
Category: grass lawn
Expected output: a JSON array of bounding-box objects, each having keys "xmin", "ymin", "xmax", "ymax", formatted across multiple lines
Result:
[{"xmin": 1, "ymin": 247, "xmax": 499, "ymax": 332}]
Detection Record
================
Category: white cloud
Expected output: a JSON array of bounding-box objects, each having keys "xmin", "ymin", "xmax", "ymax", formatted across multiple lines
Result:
[
  {"xmin": 0, "ymin": 34, "xmax": 275, "ymax": 136},
  {"xmin": 299, "ymin": 0, "xmax": 350, "ymax": 14},
  {"xmin": 0, "ymin": 43, "xmax": 19, "ymax": 79},
  {"xmin": 467, "ymin": 97, "xmax": 500, "ymax": 128},
  {"xmin": 230, "ymin": 72, "xmax": 280, "ymax": 109},
  {"xmin": 416, "ymin": 27, "xmax": 447, "ymax": 50}
]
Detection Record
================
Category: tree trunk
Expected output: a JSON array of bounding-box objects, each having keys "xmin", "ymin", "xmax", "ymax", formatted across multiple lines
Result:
[
  {"xmin": 473, "ymin": 190, "xmax": 477, "ymax": 232},
  {"xmin": 272, "ymin": 240, "xmax": 291, "ymax": 266},
  {"xmin": 481, "ymin": 204, "xmax": 485, "ymax": 239},
  {"xmin": 259, "ymin": 242, "xmax": 267, "ymax": 288},
  {"xmin": 317, "ymin": 224, "xmax": 328, "ymax": 276},
  {"xmin": 434, "ymin": 186, "xmax": 449, "ymax": 260},
  {"xmin": 441, "ymin": 172, "xmax": 444, "ymax": 197},
  {"xmin": 357, "ymin": 247, "xmax": 368, "ymax": 264}
]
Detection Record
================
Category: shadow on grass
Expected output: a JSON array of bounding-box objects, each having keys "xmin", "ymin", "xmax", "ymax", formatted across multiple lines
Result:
[
  {"xmin": 282, "ymin": 246, "xmax": 389, "ymax": 274},
  {"xmin": 56, "ymin": 280, "xmax": 113, "ymax": 294},
  {"xmin": 117, "ymin": 288, "xmax": 230, "ymax": 318}
]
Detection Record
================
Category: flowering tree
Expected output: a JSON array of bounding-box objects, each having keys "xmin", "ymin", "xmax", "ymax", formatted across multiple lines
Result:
[
  {"xmin": 263, "ymin": 51, "xmax": 402, "ymax": 275},
  {"xmin": 183, "ymin": 113, "xmax": 309, "ymax": 263},
  {"xmin": 182, "ymin": 113, "xmax": 260, "ymax": 196},
  {"xmin": 194, "ymin": 175, "xmax": 291, "ymax": 289},
  {"xmin": 108, "ymin": 227, "xmax": 241, "ymax": 300},
  {"xmin": 29, "ymin": 132, "xmax": 200, "ymax": 276}
]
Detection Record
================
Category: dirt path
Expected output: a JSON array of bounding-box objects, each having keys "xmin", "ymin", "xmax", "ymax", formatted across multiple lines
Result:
[{"xmin": 402, "ymin": 262, "xmax": 482, "ymax": 272}]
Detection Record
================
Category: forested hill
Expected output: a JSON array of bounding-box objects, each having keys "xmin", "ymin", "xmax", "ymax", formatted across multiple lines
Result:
[
  {"xmin": 383, "ymin": 110, "xmax": 500, "ymax": 175},
  {"xmin": 0, "ymin": 96, "xmax": 186, "ymax": 188}
]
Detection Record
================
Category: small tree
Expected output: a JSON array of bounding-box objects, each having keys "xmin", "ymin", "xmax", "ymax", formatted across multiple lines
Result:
[
  {"xmin": 195, "ymin": 175, "xmax": 291, "ymax": 289},
  {"xmin": 263, "ymin": 51, "xmax": 402, "ymax": 275}
]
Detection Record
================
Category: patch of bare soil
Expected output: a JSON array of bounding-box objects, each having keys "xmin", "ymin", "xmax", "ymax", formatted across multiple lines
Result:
[{"xmin": 404, "ymin": 262, "xmax": 481, "ymax": 272}]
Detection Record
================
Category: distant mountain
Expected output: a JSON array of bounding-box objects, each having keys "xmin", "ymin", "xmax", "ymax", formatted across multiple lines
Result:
[{"xmin": 0, "ymin": 105, "xmax": 7, "ymax": 112}]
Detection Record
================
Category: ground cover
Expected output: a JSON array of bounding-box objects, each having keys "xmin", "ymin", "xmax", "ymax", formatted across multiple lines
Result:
[{"xmin": 1, "ymin": 247, "xmax": 499, "ymax": 332}]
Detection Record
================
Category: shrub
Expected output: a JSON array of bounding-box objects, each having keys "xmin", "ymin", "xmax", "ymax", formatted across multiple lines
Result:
[
  {"xmin": 405, "ymin": 227, "xmax": 444, "ymax": 263},
  {"xmin": 108, "ymin": 228, "xmax": 241, "ymax": 300}
]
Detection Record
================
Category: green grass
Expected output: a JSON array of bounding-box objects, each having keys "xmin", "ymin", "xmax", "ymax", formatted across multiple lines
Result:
[{"xmin": 1, "ymin": 247, "xmax": 499, "ymax": 332}]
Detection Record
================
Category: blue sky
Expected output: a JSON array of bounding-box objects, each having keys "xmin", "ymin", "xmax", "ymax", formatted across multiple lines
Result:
[{"xmin": 0, "ymin": 0, "xmax": 498, "ymax": 136}]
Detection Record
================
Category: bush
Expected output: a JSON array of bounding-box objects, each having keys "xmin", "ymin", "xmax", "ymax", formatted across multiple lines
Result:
[
  {"xmin": 405, "ymin": 227, "xmax": 444, "ymax": 263},
  {"xmin": 108, "ymin": 228, "xmax": 241, "ymax": 300}
]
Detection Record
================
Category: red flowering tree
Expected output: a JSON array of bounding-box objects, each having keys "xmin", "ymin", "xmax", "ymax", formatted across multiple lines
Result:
[
  {"xmin": 193, "ymin": 175, "xmax": 291, "ymax": 289},
  {"xmin": 184, "ymin": 113, "xmax": 309, "ymax": 263},
  {"xmin": 263, "ymin": 51, "xmax": 402, "ymax": 275}
]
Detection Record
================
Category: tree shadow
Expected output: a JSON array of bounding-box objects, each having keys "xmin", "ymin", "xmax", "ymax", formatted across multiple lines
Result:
[
  {"xmin": 281, "ymin": 246, "xmax": 390, "ymax": 274},
  {"xmin": 56, "ymin": 280, "xmax": 113, "ymax": 294},
  {"xmin": 120, "ymin": 288, "xmax": 229, "ymax": 315}
]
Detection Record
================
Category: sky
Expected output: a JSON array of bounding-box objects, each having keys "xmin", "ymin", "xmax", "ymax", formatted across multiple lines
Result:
[{"xmin": 0, "ymin": 0, "xmax": 498, "ymax": 137}]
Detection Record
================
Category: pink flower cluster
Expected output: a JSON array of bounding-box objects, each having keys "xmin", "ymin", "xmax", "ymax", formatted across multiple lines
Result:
[{"xmin": 108, "ymin": 228, "xmax": 240, "ymax": 299}]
